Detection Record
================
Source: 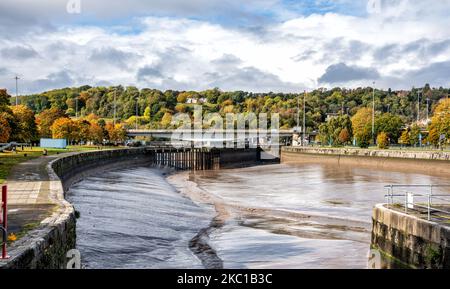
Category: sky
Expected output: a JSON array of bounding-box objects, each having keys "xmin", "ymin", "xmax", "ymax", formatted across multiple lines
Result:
[{"xmin": 0, "ymin": 0, "xmax": 450, "ymax": 94}]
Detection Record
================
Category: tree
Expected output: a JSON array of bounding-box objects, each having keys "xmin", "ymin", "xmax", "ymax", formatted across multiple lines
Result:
[
  {"xmin": 427, "ymin": 127, "xmax": 440, "ymax": 147},
  {"xmin": 377, "ymin": 132, "xmax": 389, "ymax": 149},
  {"xmin": 177, "ymin": 92, "xmax": 189, "ymax": 103},
  {"xmin": 338, "ymin": 128, "xmax": 351, "ymax": 145},
  {"xmin": 409, "ymin": 124, "xmax": 421, "ymax": 146},
  {"xmin": 0, "ymin": 115, "xmax": 11, "ymax": 143},
  {"xmin": 399, "ymin": 130, "xmax": 410, "ymax": 146},
  {"xmin": 351, "ymin": 108, "xmax": 373, "ymax": 148},
  {"xmin": 37, "ymin": 108, "xmax": 67, "ymax": 138},
  {"xmin": 375, "ymin": 113, "xmax": 403, "ymax": 144},
  {"xmin": 0, "ymin": 89, "xmax": 11, "ymax": 108},
  {"xmin": 428, "ymin": 98, "xmax": 450, "ymax": 145},
  {"xmin": 319, "ymin": 114, "xmax": 353, "ymax": 146},
  {"xmin": 51, "ymin": 117, "xmax": 74, "ymax": 141},
  {"xmin": 72, "ymin": 120, "xmax": 91, "ymax": 144},
  {"xmin": 10, "ymin": 105, "xmax": 38, "ymax": 143},
  {"xmin": 89, "ymin": 122, "xmax": 104, "ymax": 144},
  {"xmin": 161, "ymin": 112, "xmax": 173, "ymax": 128},
  {"xmin": 106, "ymin": 123, "xmax": 127, "ymax": 143}
]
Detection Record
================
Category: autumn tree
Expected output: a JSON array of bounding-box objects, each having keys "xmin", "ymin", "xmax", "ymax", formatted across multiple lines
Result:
[
  {"xmin": 0, "ymin": 90, "xmax": 15, "ymax": 142},
  {"xmin": 338, "ymin": 128, "xmax": 351, "ymax": 145},
  {"xmin": 89, "ymin": 122, "xmax": 104, "ymax": 144},
  {"xmin": 37, "ymin": 108, "xmax": 67, "ymax": 138},
  {"xmin": 72, "ymin": 120, "xmax": 91, "ymax": 144},
  {"xmin": 0, "ymin": 115, "xmax": 11, "ymax": 143},
  {"xmin": 106, "ymin": 123, "xmax": 127, "ymax": 143},
  {"xmin": 377, "ymin": 132, "xmax": 389, "ymax": 149},
  {"xmin": 51, "ymin": 117, "xmax": 74, "ymax": 141},
  {"xmin": 399, "ymin": 130, "xmax": 410, "ymax": 146},
  {"xmin": 351, "ymin": 108, "xmax": 373, "ymax": 148},
  {"xmin": 10, "ymin": 105, "xmax": 38, "ymax": 143},
  {"xmin": 428, "ymin": 98, "xmax": 450, "ymax": 145},
  {"xmin": 160, "ymin": 112, "xmax": 173, "ymax": 128}
]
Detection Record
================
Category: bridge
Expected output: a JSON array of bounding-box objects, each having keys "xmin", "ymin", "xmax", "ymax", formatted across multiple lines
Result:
[{"xmin": 127, "ymin": 129, "xmax": 295, "ymax": 139}]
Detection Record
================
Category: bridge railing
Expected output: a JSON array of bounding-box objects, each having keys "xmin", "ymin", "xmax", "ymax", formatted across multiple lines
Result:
[{"xmin": 384, "ymin": 184, "xmax": 450, "ymax": 221}]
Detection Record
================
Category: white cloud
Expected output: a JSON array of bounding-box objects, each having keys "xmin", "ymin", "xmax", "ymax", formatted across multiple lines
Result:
[{"xmin": 0, "ymin": 1, "xmax": 450, "ymax": 93}]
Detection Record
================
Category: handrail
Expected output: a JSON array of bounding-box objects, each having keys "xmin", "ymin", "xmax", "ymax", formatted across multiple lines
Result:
[{"xmin": 384, "ymin": 184, "xmax": 450, "ymax": 221}]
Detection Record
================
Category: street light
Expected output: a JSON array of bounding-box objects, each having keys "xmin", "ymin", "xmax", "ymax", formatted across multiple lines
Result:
[
  {"xmin": 372, "ymin": 81, "xmax": 375, "ymax": 144},
  {"xmin": 417, "ymin": 90, "xmax": 422, "ymax": 123},
  {"xmin": 303, "ymin": 90, "xmax": 306, "ymax": 146},
  {"xmin": 135, "ymin": 95, "xmax": 139, "ymax": 130},
  {"xmin": 14, "ymin": 75, "xmax": 20, "ymax": 105},
  {"xmin": 113, "ymin": 88, "xmax": 117, "ymax": 126},
  {"xmin": 75, "ymin": 97, "xmax": 78, "ymax": 118}
]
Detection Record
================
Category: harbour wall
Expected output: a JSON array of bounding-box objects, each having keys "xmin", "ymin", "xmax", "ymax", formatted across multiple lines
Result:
[{"xmin": 281, "ymin": 147, "xmax": 450, "ymax": 175}]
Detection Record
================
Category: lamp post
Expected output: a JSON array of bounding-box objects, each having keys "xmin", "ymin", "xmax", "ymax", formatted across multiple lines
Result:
[
  {"xmin": 75, "ymin": 97, "xmax": 78, "ymax": 118},
  {"xmin": 113, "ymin": 88, "xmax": 117, "ymax": 126},
  {"xmin": 372, "ymin": 82, "xmax": 375, "ymax": 144},
  {"xmin": 14, "ymin": 76, "xmax": 20, "ymax": 105},
  {"xmin": 135, "ymin": 95, "xmax": 139, "ymax": 130},
  {"xmin": 303, "ymin": 90, "xmax": 306, "ymax": 146},
  {"xmin": 417, "ymin": 90, "xmax": 420, "ymax": 122},
  {"xmin": 296, "ymin": 93, "xmax": 300, "ymax": 134}
]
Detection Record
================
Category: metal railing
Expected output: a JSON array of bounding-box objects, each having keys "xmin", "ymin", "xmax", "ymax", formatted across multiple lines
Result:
[{"xmin": 385, "ymin": 185, "xmax": 450, "ymax": 221}]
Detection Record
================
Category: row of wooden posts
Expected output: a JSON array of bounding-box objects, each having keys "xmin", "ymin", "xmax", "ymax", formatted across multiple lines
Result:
[{"xmin": 147, "ymin": 148, "xmax": 221, "ymax": 171}]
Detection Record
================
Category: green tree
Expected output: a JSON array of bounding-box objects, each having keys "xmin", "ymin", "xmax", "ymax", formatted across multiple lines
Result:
[
  {"xmin": 375, "ymin": 113, "xmax": 404, "ymax": 144},
  {"xmin": 409, "ymin": 124, "xmax": 421, "ymax": 146}
]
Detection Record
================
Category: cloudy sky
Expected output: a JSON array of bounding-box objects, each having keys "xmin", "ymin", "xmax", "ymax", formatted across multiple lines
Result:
[{"xmin": 0, "ymin": 0, "xmax": 449, "ymax": 94}]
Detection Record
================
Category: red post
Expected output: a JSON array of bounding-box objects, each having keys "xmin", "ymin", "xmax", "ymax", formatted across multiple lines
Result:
[{"xmin": 1, "ymin": 185, "xmax": 8, "ymax": 259}]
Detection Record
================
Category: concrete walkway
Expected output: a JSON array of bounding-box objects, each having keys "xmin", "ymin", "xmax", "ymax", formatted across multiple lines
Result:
[
  {"xmin": 6, "ymin": 155, "xmax": 59, "ymax": 205},
  {"xmin": 4, "ymin": 154, "xmax": 71, "ymax": 239}
]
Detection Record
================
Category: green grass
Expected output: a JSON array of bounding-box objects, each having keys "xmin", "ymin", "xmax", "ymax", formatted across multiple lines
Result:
[{"xmin": 0, "ymin": 146, "xmax": 122, "ymax": 184}]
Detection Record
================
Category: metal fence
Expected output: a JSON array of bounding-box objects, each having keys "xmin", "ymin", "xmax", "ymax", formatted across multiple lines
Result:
[{"xmin": 385, "ymin": 185, "xmax": 450, "ymax": 221}]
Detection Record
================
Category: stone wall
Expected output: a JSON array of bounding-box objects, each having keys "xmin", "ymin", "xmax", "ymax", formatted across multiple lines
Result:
[
  {"xmin": 281, "ymin": 147, "xmax": 450, "ymax": 175},
  {"xmin": 371, "ymin": 204, "xmax": 450, "ymax": 269},
  {"xmin": 1, "ymin": 148, "xmax": 150, "ymax": 269}
]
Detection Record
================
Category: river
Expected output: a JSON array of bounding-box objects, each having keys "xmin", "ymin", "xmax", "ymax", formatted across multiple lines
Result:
[{"xmin": 67, "ymin": 162, "xmax": 450, "ymax": 269}]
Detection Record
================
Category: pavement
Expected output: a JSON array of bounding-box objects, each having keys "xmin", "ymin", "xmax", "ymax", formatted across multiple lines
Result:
[{"xmin": 3, "ymin": 155, "xmax": 62, "ymax": 239}]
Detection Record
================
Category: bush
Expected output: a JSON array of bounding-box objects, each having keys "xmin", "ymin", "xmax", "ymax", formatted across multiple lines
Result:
[{"xmin": 377, "ymin": 132, "xmax": 390, "ymax": 149}]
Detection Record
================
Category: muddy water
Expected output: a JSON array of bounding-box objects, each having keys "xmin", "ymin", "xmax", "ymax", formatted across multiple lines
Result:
[
  {"xmin": 68, "ymin": 163, "xmax": 450, "ymax": 269},
  {"xmin": 169, "ymin": 163, "xmax": 450, "ymax": 269},
  {"xmin": 66, "ymin": 167, "xmax": 213, "ymax": 269}
]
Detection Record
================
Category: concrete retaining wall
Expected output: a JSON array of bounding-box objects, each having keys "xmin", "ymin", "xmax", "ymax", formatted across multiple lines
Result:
[
  {"xmin": 371, "ymin": 204, "xmax": 450, "ymax": 269},
  {"xmin": 1, "ymin": 148, "xmax": 150, "ymax": 269},
  {"xmin": 281, "ymin": 147, "xmax": 450, "ymax": 175}
]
